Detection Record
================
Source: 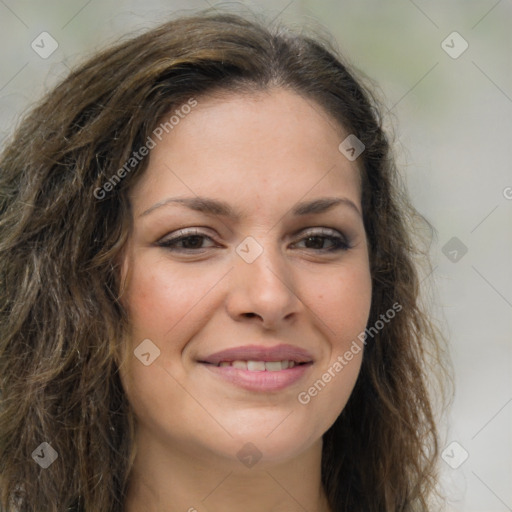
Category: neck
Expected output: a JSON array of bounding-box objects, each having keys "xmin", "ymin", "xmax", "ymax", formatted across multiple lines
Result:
[{"xmin": 123, "ymin": 428, "xmax": 332, "ymax": 512}]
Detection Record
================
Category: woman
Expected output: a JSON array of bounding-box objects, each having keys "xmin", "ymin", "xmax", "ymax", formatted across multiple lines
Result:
[{"xmin": 0, "ymin": 8, "xmax": 451, "ymax": 512}]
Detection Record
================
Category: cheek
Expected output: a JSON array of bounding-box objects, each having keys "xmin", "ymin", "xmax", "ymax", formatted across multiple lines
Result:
[
  {"xmin": 118, "ymin": 255, "xmax": 226, "ymax": 400},
  {"xmin": 122, "ymin": 257, "xmax": 215, "ymax": 342},
  {"xmin": 308, "ymin": 262, "xmax": 372, "ymax": 343},
  {"xmin": 118, "ymin": 258, "xmax": 216, "ymax": 434},
  {"xmin": 294, "ymin": 263, "xmax": 370, "ymax": 427},
  {"xmin": 118, "ymin": 258, "xmax": 197, "ymax": 391}
]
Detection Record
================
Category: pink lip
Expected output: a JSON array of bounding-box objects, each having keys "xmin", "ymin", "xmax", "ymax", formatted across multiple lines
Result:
[
  {"xmin": 198, "ymin": 344, "xmax": 314, "ymax": 365},
  {"xmin": 197, "ymin": 343, "xmax": 314, "ymax": 392},
  {"xmin": 200, "ymin": 362, "xmax": 313, "ymax": 392}
]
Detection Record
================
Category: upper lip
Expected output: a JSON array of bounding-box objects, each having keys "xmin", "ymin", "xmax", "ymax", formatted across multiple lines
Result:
[{"xmin": 199, "ymin": 344, "xmax": 314, "ymax": 365}]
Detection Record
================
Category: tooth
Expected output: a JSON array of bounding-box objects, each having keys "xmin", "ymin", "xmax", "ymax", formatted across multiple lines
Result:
[
  {"xmin": 264, "ymin": 361, "xmax": 283, "ymax": 371},
  {"xmin": 289, "ymin": 361, "xmax": 296, "ymax": 368},
  {"xmin": 219, "ymin": 362, "xmax": 230, "ymax": 367},
  {"xmin": 247, "ymin": 360, "xmax": 266, "ymax": 371},
  {"xmin": 232, "ymin": 360, "xmax": 247, "ymax": 369},
  {"xmin": 281, "ymin": 360, "xmax": 289, "ymax": 369}
]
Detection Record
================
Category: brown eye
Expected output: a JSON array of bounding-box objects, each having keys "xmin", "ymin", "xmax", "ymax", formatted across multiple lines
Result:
[
  {"xmin": 294, "ymin": 228, "xmax": 351, "ymax": 252},
  {"xmin": 157, "ymin": 229, "xmax": 218, "ymax": 252}
]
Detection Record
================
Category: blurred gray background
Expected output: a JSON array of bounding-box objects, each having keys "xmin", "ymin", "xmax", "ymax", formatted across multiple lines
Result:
[{"xmin": 1, "ymin": 1, "xmax": 511, "ymax": 510}]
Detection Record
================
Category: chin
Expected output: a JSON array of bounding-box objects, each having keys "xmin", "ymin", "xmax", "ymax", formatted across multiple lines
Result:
[{"xmin": 205, "ymin": 420, "xmax": 322, "ymax": 469}]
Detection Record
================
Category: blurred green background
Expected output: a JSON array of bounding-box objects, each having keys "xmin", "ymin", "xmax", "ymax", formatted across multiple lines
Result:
[{"xmin": 1, "ymin": 1, "xmax": 511, "ymax": 510}]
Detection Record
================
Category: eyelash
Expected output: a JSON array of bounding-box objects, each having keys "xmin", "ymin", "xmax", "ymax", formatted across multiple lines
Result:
[{"xmin": 157, "ymin": 228, "xmax": 352, "ymax": 253}]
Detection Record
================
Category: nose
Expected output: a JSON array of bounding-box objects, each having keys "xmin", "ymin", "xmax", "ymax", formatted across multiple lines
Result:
[{"xmin": 225, "ymin": 241, "xmax": 303, "ymax": 329}]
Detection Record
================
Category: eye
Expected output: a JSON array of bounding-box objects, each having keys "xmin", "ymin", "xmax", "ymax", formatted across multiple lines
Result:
[
  {"xmin": 293, "ymin": 228, "xmax": 351, "ymax": 252},
  {"xmin": 157, "ymin": 227, "xmax": 352, "ymax": 254},
  {"xmin": 157, "ymin": 229, "xmax": 218, "ymax": 252}
]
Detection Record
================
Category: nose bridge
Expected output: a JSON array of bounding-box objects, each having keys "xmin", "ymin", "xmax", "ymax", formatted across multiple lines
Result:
[
  {"xmin": 228, "ymin": 233, "xmax": 301, "ymax": 325},
  {"xmin": 237, "ymin": 234, "xmax": 290, "ymax": 294}
]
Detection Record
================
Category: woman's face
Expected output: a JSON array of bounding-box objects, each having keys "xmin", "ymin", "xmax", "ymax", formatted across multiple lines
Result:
[{"xmin": 119, "ymin": 88, "xmax": 372, "ymax": 468}]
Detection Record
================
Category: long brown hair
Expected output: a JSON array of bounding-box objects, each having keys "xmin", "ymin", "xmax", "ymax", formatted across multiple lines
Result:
[{"xmin": 0, "ymin": 7, "xmax": 451, "ymax": 511}]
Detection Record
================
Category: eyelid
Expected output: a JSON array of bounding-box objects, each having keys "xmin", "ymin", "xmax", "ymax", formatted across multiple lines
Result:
[
  {"xmin": 162, "ymin": 227, "xmax": 213, "ymax": 237},
  {"xmin": 157, "ymin": 226, "xmax": 352, "ymax": 253},
  {"xmin": 295, "ymin": 226, "xmax": 345, "ymax": 238},
  {"xmin": 157, "ymin": 227, "xmax": 218, "ymax": 245},
  {"xmin": 292, "ymin": 226, "xmax": 351, "ymax": 250}
]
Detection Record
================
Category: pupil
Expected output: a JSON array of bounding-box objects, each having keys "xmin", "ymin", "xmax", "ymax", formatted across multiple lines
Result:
[
  {"xmin": 305, "ymin": 236, "xmax": 323, "ymax": 249},
  {"xmin": 184, "ymin": 235, "xmax": 203, "ymax": 249}
]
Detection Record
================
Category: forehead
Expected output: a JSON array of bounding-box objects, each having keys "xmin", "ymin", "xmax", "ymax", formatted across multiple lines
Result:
[{"xmin": 130, "ymin": 88, "xmax": 363, "ymax": 216}]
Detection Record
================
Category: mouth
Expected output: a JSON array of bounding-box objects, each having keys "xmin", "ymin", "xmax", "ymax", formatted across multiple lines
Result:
[
  {"xmin": 197, "ymin": 344, "xmax": 314, "ymax": 392},
  {"xmin": 201, "ymin": 360, "xmax": 310, "ymax": 371},
  {"xmin": 198, "ymin": 343, "xmax": 314, "ymax": 366}
]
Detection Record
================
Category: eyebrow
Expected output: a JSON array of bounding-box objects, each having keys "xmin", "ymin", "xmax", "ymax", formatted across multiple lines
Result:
[{"xmin": 140, "ymin": 195, "xmax": 362, "ymax": 219}]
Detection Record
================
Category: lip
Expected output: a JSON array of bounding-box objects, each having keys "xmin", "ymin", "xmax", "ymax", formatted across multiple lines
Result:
[
  {"xmin": 200, "ymin": 361, "xmax": 313, "ymax": 392},
  {"xmin": 197, "ymin": 343, "xmax": 314, "ymax": 392},
  {"xmin": 198, "ymin": 344, "xmax": 314, "ymax": 365}
]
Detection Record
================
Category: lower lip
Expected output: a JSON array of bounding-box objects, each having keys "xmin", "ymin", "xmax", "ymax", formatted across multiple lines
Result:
[{"xmin": 200, "ymin": 362, "xmax": 313, "ymax": 392}]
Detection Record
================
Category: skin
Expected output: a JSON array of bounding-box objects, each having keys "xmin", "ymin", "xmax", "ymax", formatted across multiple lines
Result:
[{"xmin": 119, "ymin": 88, "xmax": 372, "ymax": 512}]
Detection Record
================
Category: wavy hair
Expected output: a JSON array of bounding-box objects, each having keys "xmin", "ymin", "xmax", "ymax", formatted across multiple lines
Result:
[{"xmin": 0, "ymin": 8, "xmax": 451, "ymax": 511}]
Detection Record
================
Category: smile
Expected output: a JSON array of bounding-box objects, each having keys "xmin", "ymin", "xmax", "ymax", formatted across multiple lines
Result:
[
  {"xmin": 197, "ymin": 343, "xmax": 314, "ymax": 391},
  {"xmin": 211, "ymin": 360, "xmax": 305, "ymax": 371}
]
